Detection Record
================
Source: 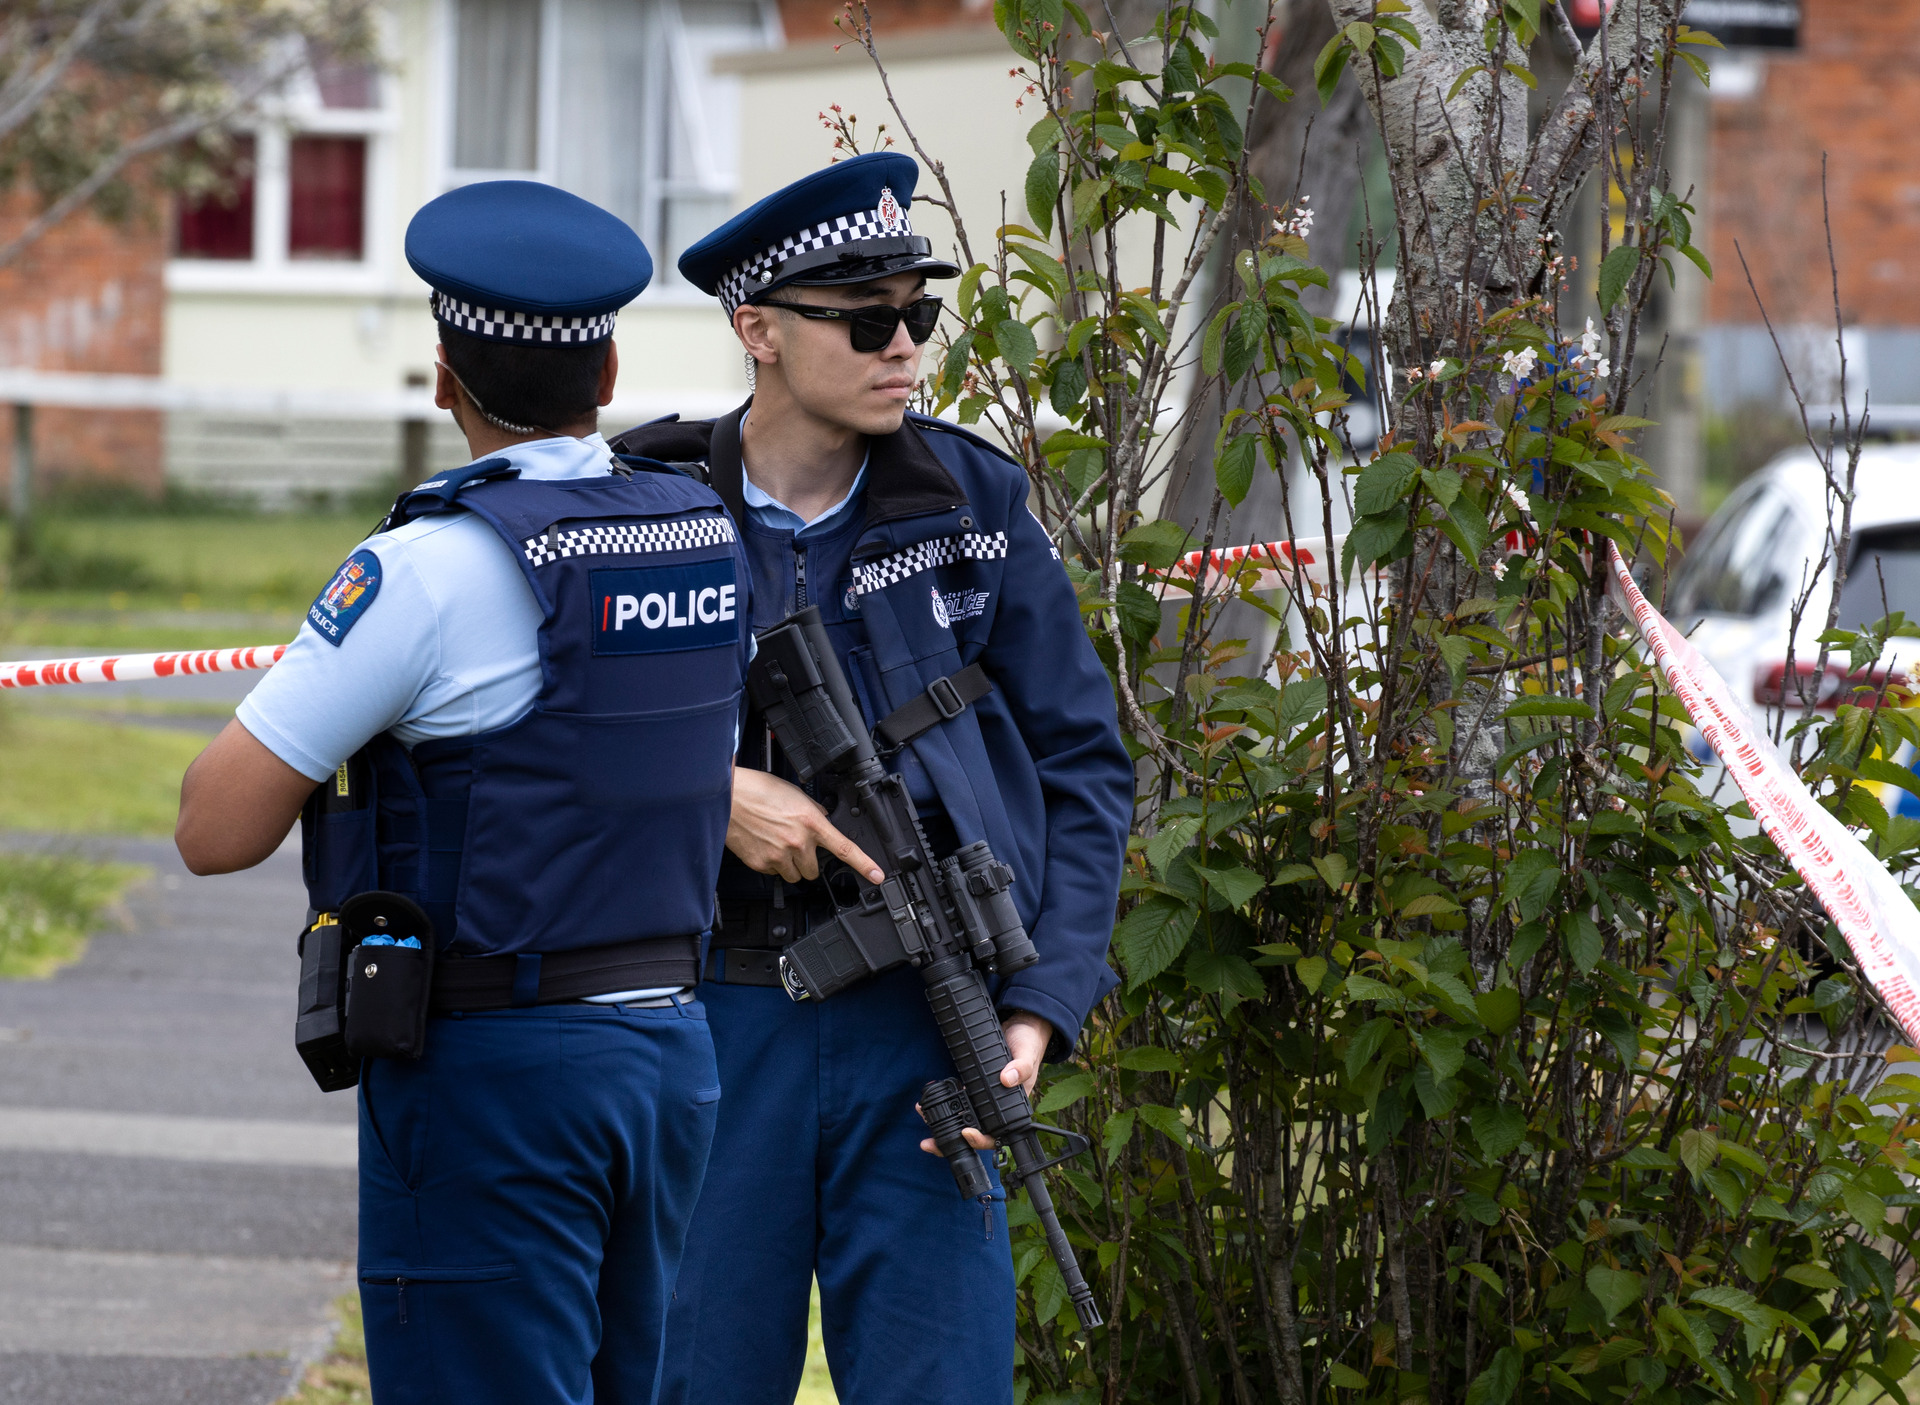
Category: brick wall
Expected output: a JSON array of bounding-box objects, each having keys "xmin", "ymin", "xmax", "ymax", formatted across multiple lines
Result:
[
  {"xmin": 775, "ymin": 0, "xmax": 989, "ymax": 43},
  {"xmin": 0, "ymin": 188, "xmax": 167, "ymax": 499},
  {"xmin": 1708, "ymin": 0, "xmax": 1920, "ymax": 328}
]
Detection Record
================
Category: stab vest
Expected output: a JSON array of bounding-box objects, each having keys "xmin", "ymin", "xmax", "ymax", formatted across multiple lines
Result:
[{"xmin": 300, "ymin": 457, "xmax": 752, "ymax": 961}]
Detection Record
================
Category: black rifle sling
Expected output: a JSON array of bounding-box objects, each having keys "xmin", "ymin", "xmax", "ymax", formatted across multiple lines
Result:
[
  {"xmin": 874, "ymin": 663, "xmax": 992, "ymax": 750},
  {"xmin": 706, "ymin": 403, "xmax": 750, "ymax": 530}
]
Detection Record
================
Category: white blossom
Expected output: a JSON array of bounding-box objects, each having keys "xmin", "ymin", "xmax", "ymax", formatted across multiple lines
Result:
[
  {"xmin": 1273, "ymin": 197, "xmax": 1315, "ymax": 239},
  {"xmin": 1578, "ymin": 317, "xmax": 1602, "ymax": 361},
  {"xmin": 1593, "ymin": 358, "xmax": 1611, "ymax": 379},
  {"xmin": 1906, "ymin": 657, "xmax": 1920, "ymax": 691},
  {"xmin": 1492, "ymin": 559, "xmax": 1508, "ymax": 580},
  {"xmin": 1429, "ymin": 359, "xmax": 1446, "ymax": 378},
  {"xmin": 1500, "ymin": 347, "xmax": 1538, "ymax": 380},
  {"xmin": 1505, "ymin": 482, "xmax": 1531, "ymax": 514}
]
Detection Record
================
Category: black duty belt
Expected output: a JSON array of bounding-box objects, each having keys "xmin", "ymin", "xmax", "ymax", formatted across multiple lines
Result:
[{"xmin": 431, "ymin": 935, "xmax": 700, "ymax": 1013}]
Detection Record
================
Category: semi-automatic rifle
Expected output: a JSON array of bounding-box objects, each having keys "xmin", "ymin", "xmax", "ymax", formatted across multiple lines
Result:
[{"xmin": 746, "ymin": 606, "xmax": 1103, "ymax": 1331}]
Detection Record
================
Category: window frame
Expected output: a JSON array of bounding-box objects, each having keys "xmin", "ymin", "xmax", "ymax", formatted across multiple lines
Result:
[
  {"xmin": 167, "ymin": 37, "xmax": 398, "ymax": 295},
  {"xmin": 432, "ymin": 0, "xmax": 780, "ymax": 306}
]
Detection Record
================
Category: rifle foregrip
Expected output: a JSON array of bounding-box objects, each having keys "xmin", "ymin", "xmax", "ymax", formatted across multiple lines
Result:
[{"xmin": 923, "ymin": 962, "xmax": 1031, "ymax": 1140}]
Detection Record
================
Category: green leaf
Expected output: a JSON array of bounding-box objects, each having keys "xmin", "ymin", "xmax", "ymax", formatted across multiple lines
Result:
[
  {"xmin": 1420, "ymin": 1026, "xmax": 1468, "ymax": 1079},
  {"xmin": 1024, "ymin": 113, "xmax": 1060, "ymax": 155},
  {"xmin": 1587, "ymin": 1266, "xmax": 1644, "ymax": 1322},
  {"xmin": 1328, "ymin": 1362, "xmax": 1369, "ymax": 1389},
  {"xmin": 1070, "ymin": 176, "xmax": 1112, "ymax": 233},
  {"xmin": 1446, "ymin": 63, "xmax": 1487, "ymax": 101},
  {"xmin": 938, "ymin": 330, "xmax": 976, "ymax": 400},
  {"xmin": 1689, "ymin": 1285, "xmax": 1772, "ymax": 1331},
  {"xmin": 1475, "ymin": 985, "xmax": 1523, "ymax": 1036},
  {"xmin": 1137, "ymin": 1103, "xmax": 1187, "ymax": 1144},
  {"xmin": 1502, "ymin": 849, "xmax": 1561, "ymax": 922},
  {"xmin": 1844, "ymin": 1183, "xmax": 1888, "ymax": 1235},
  {"xmin": 1294, "ymin": 954, "xmax": 1329, "ymax": 994},
  {"xmin": 1036, "ymin": 1071, "xmax": 1094, "ymax": 1112},
  {"xmin": 1472, "ymin": 1102, "xmax": 1526, "ymax": 1160},
  {"xmin": 1199, "ymin": 864, "xmax": 1263, "ymax": 909},
  {"xmin": 1112, "ymin": 896, "xmax": 1192, "ymax": 988},
  {"xmin": 1185, "ymin": 949, "xmax": 1265, "ymax": 1002},
  {"xmin": 1562, "ymin": 910, "xmax": 1602, "ymax": 973},
  {"xmin": 1119, "ymin": 518, "xmax": 1194, "ymax": 571},
  {"xmin": 1312, "ymin": 853, "xmax": 1351, "ymax": 890},
  {"xmin": 1598, "ymin": 244, "xmax": 1641, "ymax": 313},
  {"xmin": 1678, "ymin": 1127, "xmax": 1719, "ymax": 1181},
  {"xmin": 1341, "ymin": 511, "xmax": 1410, "ymax": 581},
  {"xmin": 1113, "ymin": 579, "xmax": 1159, "ymax": 644},
  {"xmin": 1345, "ymin": 1017, "xmax": 1392, "ymax": 1079},
  {"xmin": 1215, "ymin": 434, "xmax": 1258, "ymax": 507},
  {"xmin": 1461, "ymin": 1261, "xmax": 1506, "ymax": 1297},
  {"xmin": 1353, "ymin": 451, "xmax": 1421, "ymax": 516},
  {"xmin": 1024, "ymin": 150, "xmax": 1058, "ymax": 237},
  {"xmin": 1313, "ymin": 31, "xmax": 1350, "ymax": 106},
  {"xmin": 1102, "ymin": 1107, "xmax": 1135, "ymax": 1159},
  {"xmin": 997, "ymin": 317, "xmax": 1038, "ymax": 372},
  {"xmin": 1279, "ymin": 678, "xmax": 1329, "ymax": 731},
  {"xmin": 1783, "ymin": 1263, "xmax": 1842, "ymax": 1291},
  {"xmin": 1116, "ymin": 1045, "xmax": 1181, "ymax": 1073},
  {"xmin": 1506, "ymin": 695, "xmax": 1596, "ymax": 719},
  {"xmin": 1464, "ymin": 1346, "xmax": 1521, "ymax": 1405},
  {"xmin": 1402, "ymin": 892, "xmax": 1461, "ymax": 918},
  {"xmin": 1049, "ymin": 357, "xmax": 1087, "ymax": 415}
]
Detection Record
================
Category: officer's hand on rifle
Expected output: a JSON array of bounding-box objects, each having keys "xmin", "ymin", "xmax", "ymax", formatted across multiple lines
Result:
[
  {"xmin": 917, "ymin": 1011, "xmax": 1052, "ymax": 1154},
  {"xmin": 727, "ymin": 764, "xmax": 884, "ymax": 885}
]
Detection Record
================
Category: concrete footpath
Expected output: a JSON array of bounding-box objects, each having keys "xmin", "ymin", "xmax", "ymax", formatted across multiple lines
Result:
[{"xmin": 0, "ymin": 835, "xmax": 356, "ymax": 1404}]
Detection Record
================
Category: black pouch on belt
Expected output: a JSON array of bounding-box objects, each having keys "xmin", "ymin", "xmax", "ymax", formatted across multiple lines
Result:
[
  {"xmin": 295, "ymin": 912, "xmax": 357, "ymax": 1092},
  {"xmin": 341, "ymin": 892, "xmax": 437, "ymax": 1062}
]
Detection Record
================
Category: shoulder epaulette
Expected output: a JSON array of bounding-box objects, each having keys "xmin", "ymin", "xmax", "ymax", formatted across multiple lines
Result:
[
  {"xmin": 380, "ymin": 456, "xmax": 518, "ymax": 532},
  {"xmin": 907, "ymin": 414, "xmax": 1024, "ymax": 469}
]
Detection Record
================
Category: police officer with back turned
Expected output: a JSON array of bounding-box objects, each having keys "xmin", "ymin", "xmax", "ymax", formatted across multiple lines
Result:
[
  {"xmin": 611, "ymin": 152, "xmax": 1134, "ymax": 1404},
  {"xmin": 174, "ymin": 180, "xmax": 753, "ymax": 1404}
]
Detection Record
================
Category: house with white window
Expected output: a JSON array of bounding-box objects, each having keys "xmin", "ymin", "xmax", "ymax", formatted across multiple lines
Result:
[{"xmin": 160, "ymin": 0, "xmax": 1029, "ymax": 503}]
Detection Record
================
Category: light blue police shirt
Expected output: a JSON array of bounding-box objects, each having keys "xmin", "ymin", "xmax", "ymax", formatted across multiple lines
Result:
[
  {"xmin": 238, "ymin": 433, "xmax": 620, "ymax": 780},
  {"xmin": 239, "ymin": 431, "xmax": 696, "ymax": 1001}
]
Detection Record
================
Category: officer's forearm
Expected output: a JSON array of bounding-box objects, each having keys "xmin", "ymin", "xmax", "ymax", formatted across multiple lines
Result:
[{"xmin": 176, "ymin": 719, "xmax": 319, "ymax": 875}]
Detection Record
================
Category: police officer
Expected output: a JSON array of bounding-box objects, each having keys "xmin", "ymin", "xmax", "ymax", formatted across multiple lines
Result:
[
  {"xmin": 610, "ymin": 153, "xmax": 1134, "ymax": 1404},
  {"xmin": 174, "ymin": 180, "xmax": 753, "ymax": 1404}
]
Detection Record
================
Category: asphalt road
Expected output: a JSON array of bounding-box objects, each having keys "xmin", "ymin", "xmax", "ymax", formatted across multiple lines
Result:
[{"xmin": 0, "ymin": 834, "xmax": 356, "ymax": 1403}]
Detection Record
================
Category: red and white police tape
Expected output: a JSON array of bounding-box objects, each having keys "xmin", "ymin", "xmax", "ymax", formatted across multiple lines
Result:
[
  {"xmin": 0, "ymin": 644, "xmax": 287, "ymax": 690},
  {"xmin": 11, "ymin": 539, "xmax": 1920, "ymax": 1043},
  {"xmin": 1607, "ymin": 540, "xmax": 1920, "ymax": 1047}
]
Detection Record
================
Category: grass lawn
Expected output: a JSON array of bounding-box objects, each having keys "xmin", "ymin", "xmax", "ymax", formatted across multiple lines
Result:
[
  {"xmin": 2, "ymin": 511, "xmax": 373, "ymax": 651},
  {"xmin": 0, "ymin": 709, "xmax": 206, "ymax": 835},
  {"xmin": 286, "ymin": 1290, "xmax": 842, "ymax": 1403},
  {"xmin": 0, "ymin": 850, "xmax": 146, "ymax": 979}
]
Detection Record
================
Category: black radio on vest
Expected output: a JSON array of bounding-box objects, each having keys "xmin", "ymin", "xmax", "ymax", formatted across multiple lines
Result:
[{"xmin": 746, "ymin": 605, "xmax": 1103, "ymax": 1332}]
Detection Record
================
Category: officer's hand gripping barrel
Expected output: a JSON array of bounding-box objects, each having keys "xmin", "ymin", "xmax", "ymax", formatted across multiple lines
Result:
[{"xmin": 747, "ymin": 607, "xmax": 1104, "ymax": 1331}]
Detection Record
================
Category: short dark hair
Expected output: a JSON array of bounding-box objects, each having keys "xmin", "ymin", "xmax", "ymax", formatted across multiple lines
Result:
[{"xmin": 437, "ymin": 322, "xmax": 611, "ymax": 431}]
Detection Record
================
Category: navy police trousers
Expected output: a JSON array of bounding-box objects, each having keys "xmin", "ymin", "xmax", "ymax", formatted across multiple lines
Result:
[
  {"xmin": 357, "ymin": 1000, "xmax": 719, "ymax": 1405},
  {"xmin": 659, "ymin": 967, "xmax": 1016, "ymax": 1405}
]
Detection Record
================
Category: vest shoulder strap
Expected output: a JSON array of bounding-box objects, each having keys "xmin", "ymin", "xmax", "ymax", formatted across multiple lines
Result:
[{"xmin": 380, "ymin": 456, "xmax": 519, "ymax": 531}]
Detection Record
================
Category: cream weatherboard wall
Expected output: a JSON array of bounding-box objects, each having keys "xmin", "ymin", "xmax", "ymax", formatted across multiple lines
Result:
[{"xmin": 160, "ymin": 8, "xmax": 1034, "ymax": 502}]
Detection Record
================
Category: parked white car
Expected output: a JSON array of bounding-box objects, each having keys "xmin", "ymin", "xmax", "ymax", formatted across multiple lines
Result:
[{"xmin": 1666, "ymin": 442, "xmax": 1920, "ymax": 813}]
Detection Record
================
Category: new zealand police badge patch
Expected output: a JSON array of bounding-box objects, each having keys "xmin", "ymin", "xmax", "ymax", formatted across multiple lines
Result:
[
  {"xmin": 930, "ymin": 583, "xmax": 950, "ymax": 629},
  {"xmin": 308, "ymin": 549, "xmax": 381, "ymax": 647}
]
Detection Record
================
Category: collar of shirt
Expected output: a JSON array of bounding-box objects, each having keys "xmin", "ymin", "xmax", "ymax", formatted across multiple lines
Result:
[
  {"xmin": 479, "ymin": 432, "xmax": 618, "ymax": 482},
  {"xmin": 738, "ymin": 412, "xmax": 868, "ymax": 539}
]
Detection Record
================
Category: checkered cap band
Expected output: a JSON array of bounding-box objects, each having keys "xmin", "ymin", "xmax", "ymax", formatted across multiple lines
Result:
[
  {"xmin": 851, "ymin": 532, "xmax": 1008, "ymax": 597},
  {"xmin": 716, "ymin": 205, "xmax": 916, "ymax": 315},
  {"xmin": 524, "ymin": 514, "xmax": 737, "ymax": 568},
  {"xmin": 433, "ymin": 291, "xmax": 619, "ymax": 344}
]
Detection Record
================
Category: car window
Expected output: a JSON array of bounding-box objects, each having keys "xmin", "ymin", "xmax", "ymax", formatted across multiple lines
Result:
[
  {"xmin": 1669, "ymin": 486, "xmax": 1797, "ymax": 619},
  {"xmin": 1838, "ymin": 524, "xmax": 1920, "ymax": 630}
]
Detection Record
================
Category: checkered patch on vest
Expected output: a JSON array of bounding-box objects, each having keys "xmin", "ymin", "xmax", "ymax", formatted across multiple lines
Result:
[
  {"xmin": 524, "ymin": 515, "xmax": 737, "ymax": 567},
  {"xmin": 850, "ymin": 532, "xmax": 1009, "ymax": 597}
]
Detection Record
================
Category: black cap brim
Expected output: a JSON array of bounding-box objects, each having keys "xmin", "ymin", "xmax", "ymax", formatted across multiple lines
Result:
[{"xmin": 744, "ymin": 236, "xmax": 959, "ymax": 305}]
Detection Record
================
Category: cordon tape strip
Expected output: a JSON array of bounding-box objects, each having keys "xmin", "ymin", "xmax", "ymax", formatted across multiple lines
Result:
[
  {"xmin": 0, "ymin": 645, "xmax": 288, "ymax": 690},
  {"xmin": 9, "ymin": 537, "xmax": 1918, "ymax": 1044}
]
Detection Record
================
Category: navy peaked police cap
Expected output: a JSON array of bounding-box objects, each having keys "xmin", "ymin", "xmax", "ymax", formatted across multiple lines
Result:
[
  {"xmin": 406, "ymin": 181, "xmax": 652, "ymax": 344},
  {"xmin": 679, "ymin": 151, "xmax": 959, "ymax": 315}
]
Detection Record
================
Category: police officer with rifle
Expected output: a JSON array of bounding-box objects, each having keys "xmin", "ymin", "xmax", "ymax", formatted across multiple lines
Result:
[
  {"xmin": 612, "ymin": 153, "xmax": 1134, "ymax": 1405},
  {"xmin": 175, "ymin": 181, "xmax": 753, "ymax": 1403}
]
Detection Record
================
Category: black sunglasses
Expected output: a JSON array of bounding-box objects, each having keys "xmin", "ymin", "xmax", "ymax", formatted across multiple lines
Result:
[{"xmin": 758, "ymin": 296, "xmax": 943, "ymax": 353}]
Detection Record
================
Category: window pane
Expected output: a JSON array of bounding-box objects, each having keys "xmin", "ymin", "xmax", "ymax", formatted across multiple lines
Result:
[
  {"xmin": 1841, "ymin": 525, "xmax": 1920, "ymax": 631},
  {"xmin": 289, "ymin": 136, "xmax": 367, "ymax": 260},
  {"xmin": 455, "ymin": 0, "xmax": 542, "ymax": 170},
  {"xmin": 175, "ymin": 136, "xmax": 257, "ymax": 260}
]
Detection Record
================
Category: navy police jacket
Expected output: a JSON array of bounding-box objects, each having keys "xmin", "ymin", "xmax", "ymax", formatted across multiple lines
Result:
[
  {"xmin": 611, "ymin": 404, "xmax": 1132, "ymax": 1055},
  {"xmin": 301, "ymin": 459, "xmax": 754, "ymax": 975}
]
